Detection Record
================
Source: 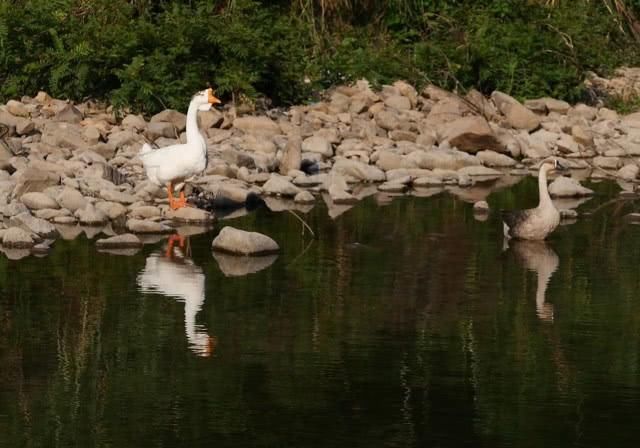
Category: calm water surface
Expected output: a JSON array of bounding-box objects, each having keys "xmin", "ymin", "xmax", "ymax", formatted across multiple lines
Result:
[{"xmin": 1, "ymin": 177, "xmax": 639, "ymax": 447}]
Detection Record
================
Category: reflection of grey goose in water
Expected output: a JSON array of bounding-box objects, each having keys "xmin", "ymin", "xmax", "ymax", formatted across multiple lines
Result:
[
  {"xmin": 502, "ymin": 158, "xmax": 568, "ymax": 240},
  {"xmin": 137, "ymin": 236, "xmax": 216, "ymax": 357},
  {"xmin": 510, "ymin": 240, "xmax": 559, "ymax": 322}
]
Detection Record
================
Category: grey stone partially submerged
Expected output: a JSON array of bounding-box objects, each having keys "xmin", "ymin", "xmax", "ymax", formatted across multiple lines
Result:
[
  {"xmin": 96, "ymin": 233, "xmax": 143, "ymax": 249},
  {"xmin": 211, "ymin": 226, "xmax": 279, "ymax": 255}
]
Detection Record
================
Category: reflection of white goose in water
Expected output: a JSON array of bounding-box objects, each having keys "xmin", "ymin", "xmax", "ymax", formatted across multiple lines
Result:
[
  {"xmin": 137, "ymin": 235, "xmax": 216, "ymax": 357},
  {"xmin": 510, "ymin": 240, "xmax": 559, "ymax": 322}
]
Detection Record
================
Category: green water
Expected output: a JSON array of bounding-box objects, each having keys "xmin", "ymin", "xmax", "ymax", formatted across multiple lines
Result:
[{"xmin": 1, "ymin": 177, "xmax": 639, "ymax": 448}]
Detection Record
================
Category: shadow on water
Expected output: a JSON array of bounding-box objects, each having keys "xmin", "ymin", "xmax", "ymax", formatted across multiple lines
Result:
[{"xmin": 1, "ymin": 178, "xmax": 640, "ymax": 447}]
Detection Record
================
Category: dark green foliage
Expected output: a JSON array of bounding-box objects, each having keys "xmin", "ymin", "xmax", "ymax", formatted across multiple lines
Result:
[{"xmin": 0, "ymin": 0, "xmax": 639, "ymax": 113}]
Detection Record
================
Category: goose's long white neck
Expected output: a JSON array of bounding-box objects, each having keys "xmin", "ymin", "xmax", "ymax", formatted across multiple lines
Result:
[
  {"xmin": 538, "ymin": 166, "xmax": 553, "ymax": 208},
  {"xmin": 185, "ymin": 101, "xmax": 202, "ymax": 144}
]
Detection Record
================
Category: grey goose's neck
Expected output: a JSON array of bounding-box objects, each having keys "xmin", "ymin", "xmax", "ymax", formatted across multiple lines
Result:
[{"xmin": 537, "ymin": 166, "xmax": 553, "ymax": 209}]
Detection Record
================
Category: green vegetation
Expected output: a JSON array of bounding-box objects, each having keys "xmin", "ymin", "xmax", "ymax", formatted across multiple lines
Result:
[{"xmin": 1, "ymin": 0, "xmax": 639, "ymax": 113}]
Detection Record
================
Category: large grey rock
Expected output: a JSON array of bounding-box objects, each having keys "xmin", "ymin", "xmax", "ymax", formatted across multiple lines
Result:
[
  {"xmin": 457, "ymin": 165, "xmax": 502, "ymax": 179},
  {"xmin": 165, "ymin": 207, "xmax": 213, "ymax": 224},
  {"xmin": 233, "ymin": 116, "xmax": 281, "ymax": 136},
  {"xmin": 121, "ymin": 114, "xmax": 147, "ymax": 131},
  {"xmin": 199, "ymin": 109, "xmax": 224, "ymax": 129},
  {"xmin": 569, "ymin": 104, "xmax": 597, "ymax": 121},
  {"xmin": 548, "ymin": 176, "xmax": 594, "ymax": 197},
  {"xmin": 211, "ymin": 226, "xmax": 279, "ymax": 255},
  {"xmin": 383, "ymin": 95, "xmax": 411, "ymax": 110},
  {"xmin": 108, "ymin": 129, "xmax": 145, "ymax": 149},
  {"xmin": 332, "ymin": 159, "xmax": 385, "ymax": 182},
  {"xmin": 375, "ymin": 151, "xmax": 404, "ymax": 171},
  {"xmin": 146, "ymin": 121, "xmax": 176, "ymax": 140},
  {"xmin": 129, "ymin": 205, "xmax": 162, "ymax": 219},
  {"xmin": 99, "ymin": 189, "xmax": 136, "ymax": 204},
  {"xmin": 75, "ymin": 203, "xmax": 109, "ymax": 225},
  {"xmin": 83, "ymin": 126, "xmax": 102, "ymax": 145},
  {"xmin": 95, "ymin": 201, "xmax": 127, "ymax": 220},
  {"xmin": 126, "ymin": 219, "xmax": 173, "ymax": 234},
  {"xmin": 150, "ymin": 109, "xmax": 187, "ymax": 132},
  {"xmin": 53, "ymin": 104, "xmax": 83, "ymax": 123},
  {"xmin": 279, "ymin": 135, "xmax": 302, "ymax": 174},
  {"xmin": 263, "ymin": 175, "xmax": 302, "ymax": 197},
  {"xmin": 440, "ymin": 116, "xmax": 503, "ymax": 153},
  {"xmin": 1, "ymin": 227, "xmax": 34, "ymax": 248},
  {"xmin": 34, "ymin": 208, "xmax": 70, "ymax": 220},
  {"xmin": 6, "ymin": 100, "xmax": 29, "ymax": 117},
  {"xmin": 0, "ymin": 201, "xmax": 28, "ymax": 217},
  {"xmin": 242, "ymin": 135, "xmax": 277, "ymax": 154},
  {"xmin": 56, "ymin": 187, "xmax": 87, "ymax": 212},
  {"xmin": 302, "ymin": 136, "xmax": 333, "ymax": 157},
  {"xmin": 492, "ymin": 91, "xmax": 541, "ymax": 131},
  {"xmin": 504, "ymin": 102, "xmax": 541, "ymax": 131},
  {"xmin": 622, "ymin": 111, "xmax": 640, "ymax": 129},
  {"xmin": 477, "ymin": 150, "xmax": 517, "ymax": 167},
  {"xmin": 617, "ymin": 164, "xmax": 639, "ymax": 181},
  {"xmin": 203, "ymin": 183, "xmax": 251, "ymax": 204},
  {"xmin": 593, "ymin": 156, "xmax": 621, "ymax": 170},
  {"xmin": 0, "ymin": 110, "xmax": 34, "ymax": 136},
  {"xmin": 465, "ymin": 89, "xmax": 500, "ymax": 120},
  {"xmin": 96, "ymin": 233, "xmax": 143, "ymax": 249},
  {"xmin": 21, "ymin": 192, "xmax": 60, "ymax": 210},
  {"xmin": 406, "ymin": 148, "xmax": 478, "ymax": 171},
  {"xmin": 524, "ymin": 97, "xmax": 571, "ymax": 114},
  {"xmin": 375, "ymin": 110, "xmax": 400, "ymax": 131},
  {"xmin": 9, "ymin": 212, "xmax": 58, "ymax": 237},
  {"xmin": 15, "ymin": 118, "xmax": 35, "ymax": 135},
  {"xmin": 41, "ymin": 121, "xmax": 85, "ymax": 149},
  {"xmin": 426, "ymin": 98, "xmax": 467, "ymax": 125}
]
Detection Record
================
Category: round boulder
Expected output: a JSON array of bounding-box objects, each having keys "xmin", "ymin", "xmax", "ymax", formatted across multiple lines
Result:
[{"xmin": 211, "ymin": 226, "xmax": 279, "ymax": 256}]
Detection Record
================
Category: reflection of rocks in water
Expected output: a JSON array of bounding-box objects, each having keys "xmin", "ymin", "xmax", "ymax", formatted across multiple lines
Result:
[
  {"xmin": 217, "ymin": 207, "xmax": 250, "ymax": 221},
  {"xmin": 213, "ymin": 252, "xmax": 278, "ymax": 277},
  {"xmin": 352, "ymin": 184, "xmax": 379, "ymax": 201},
  {"xmin": 552, "ymin": 196, "xmax": 592, "ymax": 211},
  {"xmin": 82, "ymin": 225, "xmax": 107, "ymax": 240},
  {"xmin": 55, "ymin": 224, "xmax": 84, "ymax": 240},
  {"xmin": 0, "ymin": 247, "xmax": 31, "ymax": 260},
  {"xmin": 510, "ymin": 240, "xmax": 559, "ymax": 322},
  {"xmin": 410, "ymin": 187, "xmax": 444, "ymax": 198},
  {"xmin": 447, "ymin": 174, "xmax": 524, "ymax": 203},
  {"xmin": 98, "ymin": 247, "xmax": 141, "ymax": 256},
  {"xmin": 322, "ymin": 193, "xmax": 355, "ymax": 219},
  {"xmin": 374, "ymin": 193, "xmax": 397, "ymax": 206},
  {"xmin": 137, "ymin": 237, "xmax": 216, "ymax": 357},
  {"xmin": 174, "ymin": 224, "xmax": 212, "ymax": 238},
  {"xmin": 263, "ymin": 196, "xmax": 314, "ymax": 214},
  {"xmin": 137, "ymin": 233, "xmax": 170, "ymax": 245}
]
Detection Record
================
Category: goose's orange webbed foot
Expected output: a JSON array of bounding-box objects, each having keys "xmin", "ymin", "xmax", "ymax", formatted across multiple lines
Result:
[{"xmin": 169, "ymin": 191, "xmax": 191, "ymax": 210}]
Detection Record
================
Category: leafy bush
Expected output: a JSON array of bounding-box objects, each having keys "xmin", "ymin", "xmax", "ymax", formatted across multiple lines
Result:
[{"xmin": 1, "ymin": 0, "xmax": 639, "ymax": 113}]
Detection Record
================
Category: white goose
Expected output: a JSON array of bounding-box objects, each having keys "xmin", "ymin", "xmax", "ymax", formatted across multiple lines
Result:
[
  {"xmin": 137, "ymin": 236, "xmax": 216, "ymax": 357},
  {"xmin": 502, "ymin": 158, "xmax": 567, "ymax": 240},
  {"xmin": 139, "ymin": 88, "xmax": 221, "ymax": 209}
]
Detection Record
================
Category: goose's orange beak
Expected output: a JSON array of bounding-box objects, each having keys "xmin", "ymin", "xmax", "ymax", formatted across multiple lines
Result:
[{"xmin": 208, "ymin": 88, "xmax": 221, "ymax": 105}]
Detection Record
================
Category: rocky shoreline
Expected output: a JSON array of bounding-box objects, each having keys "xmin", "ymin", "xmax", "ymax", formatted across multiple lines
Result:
[{"xmin": 0, "ymin": 72, "xmax": 639, "ymax": 259}]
